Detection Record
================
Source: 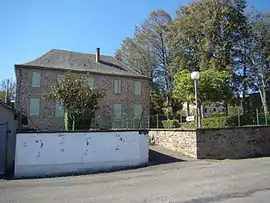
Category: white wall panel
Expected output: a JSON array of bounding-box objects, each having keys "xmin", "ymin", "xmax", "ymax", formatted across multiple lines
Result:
[{"xmin": 15, "ymin": 131, "xmax": 148, "ymax": 177}]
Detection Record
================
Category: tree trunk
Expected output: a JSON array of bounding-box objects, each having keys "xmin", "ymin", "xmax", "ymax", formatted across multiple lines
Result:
[
  {"xmin": 72, "ymin": 115, "xmax": 76, "ymax": 131},
  {"xmin": 187, "ymin": 102, "xmax": 190, "ymax": 116},
  {"xmin": 224, "ymin": 102, "xmax": 229, "ymax": 116},
  {"xmin": 64, "ymin": 111, "xmax": 69, "ymax": 131},
  {"xmin": 259, "ymin": 89, "xmax": 268, "ymax": 125}
]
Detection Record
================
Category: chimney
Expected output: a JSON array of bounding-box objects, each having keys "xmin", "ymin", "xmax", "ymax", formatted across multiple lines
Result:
[{"xmin": 96, "ymin": 48, "xmax": 100, "ymax": 63}]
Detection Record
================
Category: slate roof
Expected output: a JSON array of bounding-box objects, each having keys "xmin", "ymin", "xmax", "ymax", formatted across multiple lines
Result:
[{"xmin": 15, "ymin": 49, "xmax": 149, "ymax": 79}]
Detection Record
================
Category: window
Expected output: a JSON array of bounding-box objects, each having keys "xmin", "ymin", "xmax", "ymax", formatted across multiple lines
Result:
[
  {"xmin": 114, "ymin": 79, "xmax": 121, "ymax": 93},
  {"xmin": 32, "ymin": 72, "xmax": 41, "ymax": 87},
  {"xmin": 134, "ymin": 81, "xmax": 141, "ymax": 95},
  {"xmin": 30, "ymin": 98, "xmax": 40, "ymax": 116},
  {"xmin": 87, "ymin": 77, "xmax": 94, "ymax": 89},
  {"xmin": 57, "ymin": 74, "xmax": 65, "ymax": 85},
  {"xmin": 134, "ymin": 104, "xmax": 143, "ymax": 118},
  {"xmin": 213, "ymin": 108, "xmax": 216, "ymax": 112},
  {"xmin": 113, "ymin": 104, "xmax": 122, "ymax": 119},
  {"xmin": 55, "ymin": 101, "xmax": 64, "ymax": 117}
]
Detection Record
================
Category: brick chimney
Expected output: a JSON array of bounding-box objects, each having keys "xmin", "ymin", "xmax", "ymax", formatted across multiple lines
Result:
[{"xmin": 96, "ymin": 48, "xmax": 100, "ymax": 63}]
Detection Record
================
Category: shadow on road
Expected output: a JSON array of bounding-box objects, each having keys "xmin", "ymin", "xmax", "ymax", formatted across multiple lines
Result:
[{"xmin": 149, "ymin": 148, "xmax": 186, "ymax": 166}]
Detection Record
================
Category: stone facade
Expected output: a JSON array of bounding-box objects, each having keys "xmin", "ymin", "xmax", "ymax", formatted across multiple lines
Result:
[
  {"xmin": 197, "ymin": 126, "xmax": 270, "ymax": 159},
  {"xmin": 149, "ymin": 126, "xmax": 270, "ymax": 159},
  {"xmin": 149, "ymin": 130, "xmax": 197, "ymax": 158},
  {"xmin": 15, "ymin": 66, "xmax": 150, "ymax": 131}
]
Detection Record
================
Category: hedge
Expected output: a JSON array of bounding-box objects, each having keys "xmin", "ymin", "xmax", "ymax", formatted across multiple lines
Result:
[
  {"xmin": 162, "ymin": 119, "xmax": 180, "ymax": 128},
  {"xmin": 181, "ymin": 114, "xmax": 270, "ymax": 129}
]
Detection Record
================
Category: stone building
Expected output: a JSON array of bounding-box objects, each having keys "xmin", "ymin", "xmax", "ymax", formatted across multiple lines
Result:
[{"xmin": 15, "ymin": 48, "xmax": 150, "ymax": 130}]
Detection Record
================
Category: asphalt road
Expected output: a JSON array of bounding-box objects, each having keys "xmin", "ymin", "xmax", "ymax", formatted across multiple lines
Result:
[{"xmin": 0, "ymin": 157, "xmax": 270, "ymax": 202}]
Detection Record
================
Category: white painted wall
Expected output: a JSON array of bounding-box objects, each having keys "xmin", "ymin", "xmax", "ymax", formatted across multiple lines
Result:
[{"xmin": 14, "ymin": 131, "xmax": 148, "ymax": 178}]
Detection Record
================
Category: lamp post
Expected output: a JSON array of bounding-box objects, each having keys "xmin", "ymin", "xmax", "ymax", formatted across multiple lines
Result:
[{"xmin": 191, "ymin": 71, "xmax": 201, "ymax": 128}]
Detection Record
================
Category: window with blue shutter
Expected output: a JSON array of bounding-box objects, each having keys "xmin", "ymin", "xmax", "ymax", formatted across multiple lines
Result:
[
  {"xmin": 30, "ymin": 98, "xmax": 40, "ymax": 116},
  {"xmin": 134, "ymin": 104, "xmax": 143, "ymax": 118},
  {"xmin": 134, "ymin": 81, "xmax": 141, "ymax": 95},
  {"xmin": 114, "ymin": 104, "xmax": 122, "ymax": 119},
  {"xmin": 114, "ymin": 79, "xmax": 121, "ymax": 93},
  {"xmin": 32, "ymin": 72, "xmax": 41, "ymax": 87},
  {"xmin": 57, "ymin": 74, "xmax": 65, "ymax": 85},
  {"xmin": 87, "ymin": 77, "xmax": 94, "ymax": 89},
  {"xmin": 55, "ymin": 101, "xmax": 64, "ymax": 117}
]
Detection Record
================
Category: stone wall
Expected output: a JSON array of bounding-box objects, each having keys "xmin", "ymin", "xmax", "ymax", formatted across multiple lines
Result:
[
  {"xmin": 197, "ymin": 126, "xmax": 270, "ymax": 159},
  {"xmin": 149, "ymin": 130, "xmax": 197, "ymax": 158},
  {"xmin": 149, "ymin": 126, "xmax": 270, "ymax": 159}
]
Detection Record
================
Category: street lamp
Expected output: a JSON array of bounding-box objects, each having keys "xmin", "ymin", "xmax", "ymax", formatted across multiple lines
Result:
[{"xmin": 191, "ymin": 71, "xmax": 201, "ymax": 128}]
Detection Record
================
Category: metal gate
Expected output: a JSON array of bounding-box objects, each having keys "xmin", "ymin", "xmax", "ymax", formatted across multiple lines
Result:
[{"xmin": 0, "ymin": 123, "xmax": 8, "ymax": 175}]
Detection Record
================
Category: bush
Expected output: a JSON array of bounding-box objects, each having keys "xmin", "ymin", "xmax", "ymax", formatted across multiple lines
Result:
[
  {"xmin": 162, "ymin": 119, "xmax": 180, "ymax": 128},
  {"xmin": 181, "ymin": 116, "xmax": 237, "ymax": 129},
  {"xmin": 181, "ymin": 113, "xmax": 270, "ymax": 129}
]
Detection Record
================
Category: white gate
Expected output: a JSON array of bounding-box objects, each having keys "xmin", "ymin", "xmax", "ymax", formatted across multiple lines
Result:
[{"xmin": 0, "ymin": 123, "xmax": 8, "ymax": 175}]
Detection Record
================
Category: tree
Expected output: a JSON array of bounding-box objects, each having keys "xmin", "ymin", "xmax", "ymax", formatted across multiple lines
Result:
[
  {"xmin": 0, "ymin": 78, "xmax": 16, "ymax": 104},
  {"xmin": 173, "ymin": 69, "xmax": 233, "ymax": 116},
  {"xmin": 116, "ymin": 10, "xmax": 181, "ymax": 117},
  {"xmin": 169, "ymin": 0, "xmax": 248, "ymax": 72},
  {"xmin": 44, "ymin": 72, "xmax": 104, "ymax": 130},
  {"xmin": 0, "ymin": 91, "xmax": 5, "ymax": 101},
  {"xmin": 247, "ymin": 11, "xmax": 270, "ymax": 124},
  {"xmin": 115, "ymin": 37, "xmax": 155, "ymax": 78}
]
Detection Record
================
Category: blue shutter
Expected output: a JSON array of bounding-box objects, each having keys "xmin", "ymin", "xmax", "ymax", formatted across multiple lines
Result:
[
  {"xmin": 30, "ymin": 98, "xmax": 40, "ymax": 116},
  {"xmin": 114, "ymin": 79, "xmax": 121, "ymax": 93},
  {"xmin": 114, "ymin": 104, "xmax": 122, "ymax": 119},
  {"xmin": 134, "ymin": 81, "xmax": 141, "ymax": 95},
  {"xmin": 55, "ymin": 101, "xmax": 64, "ymax": 117},
  {"xmin": 32, "ymin": 72, "xmax": 41, "ymax": 87},
  {"xmin": 87, "ymin": 77, "xmax": 94, "ymax": 88},
  {"xmin": 134, "ymin": 104, "xmax": 142, "ymax": 118},
  {"xmin": 57, "ymin": 74, "xmax": 65, "ymax": 85}
]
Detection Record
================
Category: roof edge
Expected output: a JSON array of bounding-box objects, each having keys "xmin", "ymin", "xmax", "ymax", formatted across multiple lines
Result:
[{"xmin": 14, "ymin": 64, "xmax": 151, "ymax": 80}]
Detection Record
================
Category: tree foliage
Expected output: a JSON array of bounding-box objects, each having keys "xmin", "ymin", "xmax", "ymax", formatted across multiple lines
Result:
[
  {"xmin": 173, "ymin": 69, "xmax": 233, "ymax": 104},
  {"xmin": 116, "ymin": 0, "xmax": 270, "ymax": 120},
  {"xmin": 44, "ymin": 72, "xmax": 104, "ymax": 130}
]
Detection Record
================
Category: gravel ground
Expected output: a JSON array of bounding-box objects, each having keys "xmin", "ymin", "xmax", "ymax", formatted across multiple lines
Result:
[{"xmin": 0, "ymin": 156, "xmax": 270, "ymax": 203}]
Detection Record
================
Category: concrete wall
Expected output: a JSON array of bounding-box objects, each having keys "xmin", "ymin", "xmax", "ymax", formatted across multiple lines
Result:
[
  {"xmin": 14, "ymin": 131, "xmax": 148, "ymax": 178},
  {"xmin": 149, "ymin": 126, "xmax": 270, "ymax": 159},
  {"xmin": 149, "ymin": 130, "xmax": 197, "ymax": 158}
]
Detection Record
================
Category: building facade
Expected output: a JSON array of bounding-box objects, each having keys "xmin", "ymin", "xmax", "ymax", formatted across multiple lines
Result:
[{"xmin": 15, "ymin": 48, "xmax": 150, "ymax": 130}]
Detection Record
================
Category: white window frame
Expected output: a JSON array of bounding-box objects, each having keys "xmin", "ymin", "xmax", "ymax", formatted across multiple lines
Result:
[
  {"xmin": 29, "ymin": 98, "xmax": 40, "ymax": 116},
  {"xmin": 32, "ymin": 72, "xmax": 41, "ymax": 87},
  {"xmin": 114, "ymin": 79, "xmax": 121, "ymax": 93},
  {"xmin": 55, "ymin": 101, "xmax": 64, "ymax": 117},
  {"xmin": 134, "ymin": 81, "xmax": 142, "ymax": 95}
]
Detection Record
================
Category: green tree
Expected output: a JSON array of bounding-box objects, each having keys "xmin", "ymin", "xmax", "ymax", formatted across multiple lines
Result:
[
  {"xmin": 116, "ymin": 10, "xmax": 181, "ymax": 117},
  {"xmin": 169, "ymin": 0, "xmax": 248, "ymax": 71},
  {"xmin": 247, "ymin": 11, "xmax": 270, "ymax": 124},
  {"xmin": 173, "ymin": 69, "xmax": 233, "ymax": 115},
  {"xmin": 44, "ymin": 72, "xmax": 104, "ymax": 130}
]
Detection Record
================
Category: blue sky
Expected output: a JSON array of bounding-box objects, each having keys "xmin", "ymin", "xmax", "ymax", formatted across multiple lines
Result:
[{"xmin": 1, "ymin": 0, "xmax": 269, "ymax": 81}]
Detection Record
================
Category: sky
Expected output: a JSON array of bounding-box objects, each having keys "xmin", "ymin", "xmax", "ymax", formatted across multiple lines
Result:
[{"xmin": 1, "ymin": 0, "xmax": 269, "ymax": 81}]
